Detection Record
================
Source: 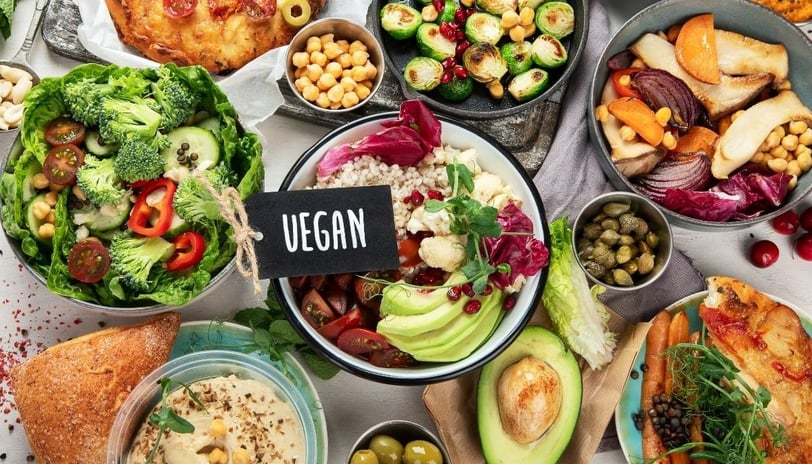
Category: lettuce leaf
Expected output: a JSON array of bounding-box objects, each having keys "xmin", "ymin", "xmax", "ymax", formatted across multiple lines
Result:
[{"xmin": 541, "ymin": 216, "xmax": 617, "ymax": 370}]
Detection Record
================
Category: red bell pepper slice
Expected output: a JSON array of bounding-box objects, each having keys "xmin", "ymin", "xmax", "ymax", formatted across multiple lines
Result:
[
  {"xmin": 166, "ymin": 231, "xmax": 206, "ymax": 271},
  {"xmin": 128, "ymin": 178, "xmax": 177, "ymax": 237},
  {"xmin": 611, "ymin": 68, "xmax": 642, "ymax": 99}
]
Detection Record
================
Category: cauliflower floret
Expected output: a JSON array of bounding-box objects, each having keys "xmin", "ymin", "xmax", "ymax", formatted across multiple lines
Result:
[
  {"xmin": 418, "ymin": 235, "xmax": 467, "ymax": 272},
  {"xmin": 471, "ymin": 171, "xmax": 522, "ymax": 210},
  {"xmin": 433, "ymin": 145, "xmax": 481, "ymax": 174},
  {"xmin": 407, "ymin": 205, "xmax": 452, "ymax": 235}
]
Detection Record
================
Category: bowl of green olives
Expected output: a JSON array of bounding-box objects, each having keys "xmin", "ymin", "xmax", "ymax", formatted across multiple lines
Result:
[
  {"xmin": 572, "ymin": 191, "xmax": 673, "ymax": 291},
  {"xmin": 348, "ymin": 419, "xmax": 449, "ymax": 464}
]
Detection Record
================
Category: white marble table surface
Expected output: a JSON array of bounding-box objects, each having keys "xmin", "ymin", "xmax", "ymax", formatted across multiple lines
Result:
[{"xmin": 0, "ymin": 1, "xmax": 809, "ymax": 463}]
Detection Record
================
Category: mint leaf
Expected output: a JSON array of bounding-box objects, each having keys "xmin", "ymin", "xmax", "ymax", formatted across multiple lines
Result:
[
  {"xmin": 302, "ymin": 351, "xmax": 340, "ymax": 380},
  {"xmin": 234, "ymin": 306, "xmax": 273, "ymax": 327}
]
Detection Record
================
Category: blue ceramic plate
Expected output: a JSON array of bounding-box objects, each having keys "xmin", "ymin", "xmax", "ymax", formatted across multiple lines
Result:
[
  {"xmin": 171, "ymin": 320, "xmax": 328, "ymax": 464},
  {"xmin": 615, "ymin": 291, "xmax": 812, "ymax": 463}
]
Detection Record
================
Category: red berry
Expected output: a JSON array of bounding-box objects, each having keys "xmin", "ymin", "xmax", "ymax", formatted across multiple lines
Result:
[
  {"xmin": 463, "ymin": 299, "xmax": 482, "ymax": 314},
  {"xmin": 432, "ymin": 0, "xmax": 444, "ymax": 12},
  {"xmin": 771, "ymin": 210, "xmax": 800, "ymax": 235},
  {"xmin": 455, "ymin": 28, "xmax": 466, "ymax": 40},
  {"xmin": 455, "ymin": 40, "xmax": 470, "ymax": 57},
  {"xmin": 462, "ymin": 282, "xmax": 475, "ymax": 297},
  {"xmin": 410, "ymin": 189, "xmax": 424, "ymax": 206},
  {"xmin": 441, "ymin": 57, "xmax": 456, "ymax": 69},
  {"xmin": 441, "ymin": 70, "xmax": 453, "ymax": 84},
  {"xmin": 453, "ymin": 65, "xmax": 468, "ymax": 79},
  {"xmin": 439, "ymin": 22, "xmax": 456, "ymax": 41},
  {"xmin": 801, "ymin": 206, "xmax": 812, "ymax": 232},
  {"xmin": 750, "ymin": 240, "xmax": 780, "ymax": 268},
  {"xmin": 795, "ymin": 232, "xmax": 812, "ymax": 261},
  {"xmin": 447, "ymin": 285, "xmax": 462, "ymax": 301},
  {"xmin": 502, "ymin": 294, "xmax": 517, "ymax": 311},
  {"xmin": 427, "ymin": 189, "xmax": 444, "ymax": 200},
  {"xmin": 454, "ymin": 8, "xmax": 467, "ymax": 24},
  {"xmin": 480, "ymin": 284, "xmax": 493, "ymax": 296}
]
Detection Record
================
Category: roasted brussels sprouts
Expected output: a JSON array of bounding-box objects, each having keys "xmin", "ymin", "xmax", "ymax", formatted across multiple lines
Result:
[
  {"xmin": 500, "ymin": 41, "xmax": 534, "ymax": 75},
  {"xmin": 416, "ymin": 23, "xmax": 457, "ymax": 61},
  {"xmin": 437, "ymin": 74, "xmax": 474, "ymax": 101},
  {"xmin": 380, "ymin": 3, "xmax": 423, "ymax": 41},
  {"xmin": 534, "ymin": 1, "xmax": 575, "ymax": 39},
  {"xmin": 464, "ymin": 12, "xmax": 504, "ymax": 45},
  {"xmin": 531, "ymin": 33, "xmax": 568, "ymax": 69},
  {"xmin": 436, "ymin": 0, "xmax": 459, "ymax": 24},
  {"xmin": 475, "ymin": 0, "xmax": 518, "ymax": 15},
  {"xmin": 507, "ymin": 68, "xmax": 549, "ymax": 102},
  {"xmin": 403, "ymin": 56, "xmax": 444, "ymax": 92},
  {"xmin": 518, "ymin": 0, "xmax": 544, "ymax": 9},
  {"xmin": 462, "ymin": 42, "xmax": 508, "ymax": 83}
]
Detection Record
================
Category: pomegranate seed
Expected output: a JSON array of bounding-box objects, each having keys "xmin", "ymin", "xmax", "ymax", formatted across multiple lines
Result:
[
  {"xmin": 439, "ymin": 22, "xmax": 456, "ymax": 41},
  {"xmin": 502, "ymin": 294, "xmax": 517, "ymax": 311},
  {"xmin": 402, "ymin": 195, "xmax": 411, "ymax": 204},
  {"xmin": 427, "ymin": 189, "xmax": 444, "ymax": 200},
  {"xmin": 441, "ymin": 70, "xmax": 453, "ymax": 84},
  {"xmin": 410, "ymin": 189, "xmax": 425, "ymax": 206},
  {"xmin": 463, "ymin": 299, "xmax": 482, "ymax": 314},
  {"xmin": 447, "ymin": 285, "xmax": 462, "ymax": 301},
  {"xmin": 455, "ymin": 28, "xmax": 465, "ymax": 40},
  {"xmin": 453, "ymin": 65, "xmax": 468, "ymax": 79},
  {"xmin": 433, "ymin": 0, "xmax": 444, "ymax": 12},
  {"xmin": 456, "ymin": 40, "xmax": 470, "ymax": 54},
  {"xmin": 442, "ymin": 57, "xmax": 456, "ymax": 69},
  {"xmin": 462, "ymin": 282, "xmax": 475, "ymax": 297},
  {"xmin": 464, "ymin": 7, "xmax": 475, "ymax": 18},
  {"xmin": 454, "ymin": 8, "xmax": 467, "ymax": 24},
  {"xmin": 480, "ymin": 284, "xmax": 493, "ymax": 296}
]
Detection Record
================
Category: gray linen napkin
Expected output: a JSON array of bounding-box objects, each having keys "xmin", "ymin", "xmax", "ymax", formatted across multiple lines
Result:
[{"xmin": 533, "ymin": 0, "xmax": 705, "ymax": 322}]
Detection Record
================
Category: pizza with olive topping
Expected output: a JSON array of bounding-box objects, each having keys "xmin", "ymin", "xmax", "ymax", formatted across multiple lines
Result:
[{"xmin": 104, "ymin": 0, "xmax": 326, "ymax": 73}]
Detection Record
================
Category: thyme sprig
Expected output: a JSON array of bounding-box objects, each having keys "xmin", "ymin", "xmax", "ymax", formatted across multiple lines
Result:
[{"xmin": 144, "ymin": 377, "xmax": 207, "ymax": 464}]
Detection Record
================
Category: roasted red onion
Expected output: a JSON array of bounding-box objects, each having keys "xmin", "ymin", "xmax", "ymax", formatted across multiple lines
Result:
[
  {"xmin": 606, "ymin": 49, "xmax": 636, "ymax": 71},
  {"xmin": 633, "ymin": 152, "xmax": 712, "ymax": 202},
  {"xmin": 631, "ymin": 69, "xmax": 702, "ymax": 133}
]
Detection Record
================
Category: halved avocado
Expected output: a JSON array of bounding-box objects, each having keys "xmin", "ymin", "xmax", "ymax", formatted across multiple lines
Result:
[{"xmin": 477, "ymin": 326, "xmax": 582, "ymax": 464}]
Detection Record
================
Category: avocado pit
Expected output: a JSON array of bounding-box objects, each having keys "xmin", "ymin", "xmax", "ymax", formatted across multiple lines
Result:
[{"xmin": 496, "ymin": 355, "xmax": 562, "ymax": 444}]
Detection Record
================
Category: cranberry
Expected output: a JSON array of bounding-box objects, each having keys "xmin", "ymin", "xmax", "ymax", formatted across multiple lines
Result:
[
  {"xmin": 463, "ymin": 299, "xmax": 482, "ymax": 314},
  {"xmin": 750, "ymin": 240, "xmax": 780, "ymax": 268},
  {"xmin": 447, "ymin": 285, "xmax": 462, "ymax": 301},
  {"xmin": 801, "ymin": 206, "xmax": 812, "ymax": 232},
  {"xmin": 461, "ymin": 282, "xmax": 475, "ymax": 297},
  {"xmin": 794, "ymin": 232, "xmax": 812, "ymax": 261},
  {"xmin": 410, "ymin": 189, "xmax": 424, "ymax": 206},
  {"xmin": 427, "ymin": 189, "xmax": 444, "ymax": 200},
  {"xmin": 502, "ymin": 294, "xmax": 517, "ymax": 311},
  {"xmin": 771, "ymin": 210, "xmax": 800, "ymax": 235}
]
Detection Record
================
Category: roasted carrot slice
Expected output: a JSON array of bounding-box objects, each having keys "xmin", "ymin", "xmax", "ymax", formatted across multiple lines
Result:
[
  {"xmin": 642, "ymin": 310, "xmax": 672, "ymax": 464},
  {"xmin": 608, "ymin": 97, "xmax": 665, "ymax": 147},
  {"xmin": 674, "ymin": 125, "xmax": 719, "ymax": 155},
  {"xmin": 675, "ymin": 14, "xmax": 721, "ymax": 84}
]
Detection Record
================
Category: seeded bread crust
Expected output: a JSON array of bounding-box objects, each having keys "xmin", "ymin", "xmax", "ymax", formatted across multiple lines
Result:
[
  {"xmin": 104, "ymin": 0, "xmax": 327, "ymax": 74},
  {"xmin": 10, "ymin": 312, "xmax": 181, "ymax": 464}
]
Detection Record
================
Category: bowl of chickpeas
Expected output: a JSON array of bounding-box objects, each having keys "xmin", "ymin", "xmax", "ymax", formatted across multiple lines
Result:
[
  {"xmin": 286, "ymin": 17, "xmax": 385, "ymax": 113},
  {"xmin": 348, "ymin": 419, "xmax": 449, "ymax": 464}
]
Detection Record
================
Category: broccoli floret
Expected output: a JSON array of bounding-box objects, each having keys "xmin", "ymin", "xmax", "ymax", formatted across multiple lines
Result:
[
  {"xmin": 112, "ymin": 136, "xmax": 169, "ymax": 183},
  {"xmin": 99, "ymin": 96, "xmax": 164, "ymax": 145},
  {"xmin": 75, "ymin": 155, "xmax": 127, "ymax": 205},
  {"xmin": 173, "ymin": 164, "xmax": 237, "ymax": 224},
  {"xmin": 109, "ymin": 233, "xmax": 175, "ymax": 292},
  {"xmin": 62, "ymin": 70, "xmax": 153, "ymax": 128},
  {"xmin": 151, "ymin": 66, "xmax": 201, "ymax": 131}
]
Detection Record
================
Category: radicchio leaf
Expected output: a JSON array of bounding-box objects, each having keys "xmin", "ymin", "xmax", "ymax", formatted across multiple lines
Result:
[
  {"xmin": 317, "ymin": 100, "xmax": 442, "ymax": 181},
  {"xmin": 483, "ymin": 203, "xmax": 549, "ymax": 290},
  {"xmin": 660, "ymin": 163, "xmax": 791, "ymax": 222}
]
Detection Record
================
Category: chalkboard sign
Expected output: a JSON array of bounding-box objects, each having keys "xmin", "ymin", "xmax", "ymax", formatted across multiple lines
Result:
[{"xmin": 245, "ymin": 186, "xmax": 400, "ymax": 279}]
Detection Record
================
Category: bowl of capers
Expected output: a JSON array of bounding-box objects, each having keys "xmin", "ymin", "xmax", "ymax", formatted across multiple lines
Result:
[{"xmin": 572, "ymin": 191, "xmax": 673, "ymax": 291}]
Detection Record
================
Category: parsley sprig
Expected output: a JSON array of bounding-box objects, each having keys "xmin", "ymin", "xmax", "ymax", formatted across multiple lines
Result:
[
  {"xmin": 424, "ymin": 163, "xmax": 503, "ymax": 293},
  {"xmin": 144, "ymin": 377, "xmax": 207, "ymax": 464}
]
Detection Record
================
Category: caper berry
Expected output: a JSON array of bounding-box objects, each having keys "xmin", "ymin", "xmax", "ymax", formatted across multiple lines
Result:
[
  {"xmin": 645, "ymin": 231, "xmax": 660, "ymax": 249},
  {"xmin": 583, "ymin": 260, "xmax": 606, "ymax": 278},
  {"xmin": 599, "ymin": 229, "xmax": 621, "ymax": 246},
  {"xmin": 600, "ymin": 218, "xmax": 620, "ymax": 232},
  {"xmin": 612, "ymin": 268, "xmax": 634, "ymax": 286},
  {"xmin": 583, "ymin": 223, "xmax": 603, "ymax": 240},
  {"xmin": 638, "ymin": 252, "xmax": 655, "ymax": 275}
]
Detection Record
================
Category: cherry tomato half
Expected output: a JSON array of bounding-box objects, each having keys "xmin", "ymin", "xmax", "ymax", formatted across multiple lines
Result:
[
  {"xmin": 43, "ymin": 144, "xmax": 84, "ymax": 185},
  {"xmin": 337, "ymin": 328, "xmax": 390, "ymax": 356},
  {"xmin": 398, "ymin": 237, "xmax": 422, "ymax": 267},
  {"xmin": 317, "ymin": 308, "xmax": 362, "ymax": 340},
  {"xmin": 164, "ymin": 0, "xmax": 198, "ymax": 18},
  {"xmin": 301, "ymin": 288, "xmax": 336, "ymax": 329},
  {"xmin": 44, "ymin": 116, "xmax": 86, "ymax": 146},
  {"xmin": 368, "ymin": 347, "xmax": 416, "ymax": 368},
  {"xmin": 239, "ymin": 0, "xmax": 276, "ymax": 20},
  {"xmin": 67, "ymin": 238, "xmax": 111, "ymax": 283},
  {"xmin": 610, "ymin": 68, "xmax": 642, "ymax": 99},
  {"xmin": 354, "ymin": 276, "xmax": 383, "ymax": 311}
]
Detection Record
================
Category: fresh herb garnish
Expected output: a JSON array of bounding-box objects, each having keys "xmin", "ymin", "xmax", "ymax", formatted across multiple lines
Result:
[
  {"xmin": 233, "ymin": 284, "xmax": 340, "ymax": 380},
  {"xmin": 144, "ymin": 377, "xmax": 207, "ymax": 464},
  {"xmin": 664, "ymin": 340, "xmax": 786, "ymax": 464},
  {"xmin": 424, "ymin": 162, "xmax": 503, "ymax": 293}
]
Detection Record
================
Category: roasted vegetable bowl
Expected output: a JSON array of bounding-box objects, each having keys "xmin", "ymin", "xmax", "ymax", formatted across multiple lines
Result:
[{"xmin": 0, "ymin": 63, "xmax": 264, "ymax": 313}]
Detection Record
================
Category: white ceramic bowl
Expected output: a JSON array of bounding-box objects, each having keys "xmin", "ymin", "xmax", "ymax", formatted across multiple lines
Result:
[
  {"xmin": 588, "ymin": 0, "xmax": 812, "ymax": 230},
  {"xmin": 273, "ymin": 112, "xmax": 551, "ymax": 384}
]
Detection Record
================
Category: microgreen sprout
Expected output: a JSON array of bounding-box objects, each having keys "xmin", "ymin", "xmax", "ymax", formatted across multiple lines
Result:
[{"xmin": 144, "ymin": 377, "xmax": 207, "ymax": 464}]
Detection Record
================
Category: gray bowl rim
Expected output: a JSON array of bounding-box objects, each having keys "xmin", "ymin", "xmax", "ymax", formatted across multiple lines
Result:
[
  {"xmin": 370, "ymin": 0, "xmax": 590, "ymax": 120},
  {"xmin": 347, "ymin": 419, "xmax": 450, "ymax": 463},
  {"xmin": 587, "ymin": 0, "xmax": 812, "ymax": 231},
  {"xmin": 571, "ymin": 190, "xmax": 674, "ymax": 292},
  {"xmin": 272, "ymin": 111, "xmax": 551, "ymax": 385},
  {"xmin": 284, "ymin": 17, "xmax": 386, "ymax": 114}
]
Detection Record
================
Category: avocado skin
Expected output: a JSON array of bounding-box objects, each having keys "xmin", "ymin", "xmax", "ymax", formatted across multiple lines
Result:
[{"xmin": 477, "ymin": 326, "xmax": 582, "ymax": 464}]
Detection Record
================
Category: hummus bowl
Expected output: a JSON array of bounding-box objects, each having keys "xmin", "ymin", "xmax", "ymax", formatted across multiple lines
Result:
[
  {"xmin": 587, "ymin": 0, "xmax": 812, "ymax": 230},
  {"xmin": 274, "ymin": 106, "xmax": 551, "ymax": 385},
  {"xmin": 107, "ymin": 321, "xmax": 327, "ymax": 464}
]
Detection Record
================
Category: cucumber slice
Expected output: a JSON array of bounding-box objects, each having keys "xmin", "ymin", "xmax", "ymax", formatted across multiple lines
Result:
[
  {"xmin": 196, "ymin": 117, "xmax": 221, "ymax": 135},
  {"xmin": 72, "ymin": 199, "xmax": 131, "ymax": 234},
  {"xmin": 161, "ymin": 126, "xmax": 221, "ymax": 173},
  {"xmin": 85, "ymin": 131, "xmax": 119, "ymax": 157},
  {"xmin": 26, "ymin": 194, "xmax": 52, "ymax": 245},
  {"xmin": 165, "ymin": 212, "xmax": 190, "ymax": 239}
]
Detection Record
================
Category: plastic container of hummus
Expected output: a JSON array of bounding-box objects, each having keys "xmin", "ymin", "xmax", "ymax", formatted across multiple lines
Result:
[{"xmin": 107, "ymin": 350, "xmax": 321, "ymax": 464}]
